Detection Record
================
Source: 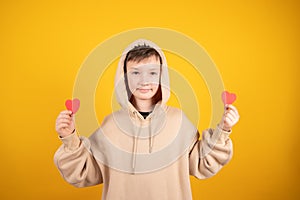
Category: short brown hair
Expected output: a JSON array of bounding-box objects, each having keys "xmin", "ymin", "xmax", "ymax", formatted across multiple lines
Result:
[{"xmin": 124, "ymin": 44, "xmax": 162, "ymax": 66}]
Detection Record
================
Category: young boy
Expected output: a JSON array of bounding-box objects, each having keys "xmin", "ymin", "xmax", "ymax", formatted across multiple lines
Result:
[{"xmin": 54, "ymin": 39, "xmax": 239, "ymax": 199}]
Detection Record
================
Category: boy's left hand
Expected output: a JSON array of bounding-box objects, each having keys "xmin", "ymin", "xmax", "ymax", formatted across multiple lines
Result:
[{"xmin": 218, "ymin": 104, "xmax": 240, "ymax": 132}]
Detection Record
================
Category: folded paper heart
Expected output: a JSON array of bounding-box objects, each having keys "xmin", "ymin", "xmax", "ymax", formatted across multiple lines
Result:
[
  {"xmin": 222, "ymin": 91, "xmax": 236, "ymax": 104},
  {"xmin": 65, "ymin": 98, "xmax": 80, "ymax": 114}
]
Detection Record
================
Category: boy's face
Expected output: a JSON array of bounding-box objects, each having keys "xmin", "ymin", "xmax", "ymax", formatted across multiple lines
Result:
[{"xmin": 126, "ymin": 56, "xmax": 161, "ymax": 102}]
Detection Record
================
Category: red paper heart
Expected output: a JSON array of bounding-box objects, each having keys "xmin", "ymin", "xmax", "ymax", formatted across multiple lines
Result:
[
  {"xmin": 222, "ymin": 91, "xmax": 236, "ymax": 104},
  {"xmin": 65, "ymin": 98, "xmax": 80, "ymax": 114}
]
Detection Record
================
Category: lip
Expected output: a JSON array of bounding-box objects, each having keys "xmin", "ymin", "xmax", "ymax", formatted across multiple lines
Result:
[{"xmin": 137, "ymin": 88, "xmax": 151, "ymax": 93}]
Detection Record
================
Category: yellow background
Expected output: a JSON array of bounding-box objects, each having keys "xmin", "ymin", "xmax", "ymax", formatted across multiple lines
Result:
[{"xmin": 1, "ymin": 0, "xmax": 299, "ymax": 199}]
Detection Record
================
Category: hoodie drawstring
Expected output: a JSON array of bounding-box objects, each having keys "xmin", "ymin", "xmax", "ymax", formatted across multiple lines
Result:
[
  {"xmin": 149, "ymin": 117, "xmax": 154, "ymax": 153},
  {"xmin": 132, "ymin": 135, "xmax": 138, "ymax": 170},
  {"xmin": 132, "ymin": 111, "xmax": 154, "ymax": 171},
  {"xmin": 132, "ymin": 111, "xmax": 140, "ymax": 170}
]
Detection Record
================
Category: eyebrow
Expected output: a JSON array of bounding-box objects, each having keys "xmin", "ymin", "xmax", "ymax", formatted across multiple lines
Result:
[{"xmin": 131, "ymin": 67, "xmax": 160, "ymax": 70}]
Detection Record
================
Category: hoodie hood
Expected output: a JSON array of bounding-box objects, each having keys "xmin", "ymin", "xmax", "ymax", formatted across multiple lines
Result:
[{"xmin": 114, "ymin": 39, "xmax": 170, "ymax": 111}]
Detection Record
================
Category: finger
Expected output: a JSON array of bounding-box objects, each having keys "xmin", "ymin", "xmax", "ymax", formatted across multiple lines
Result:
[
  {"xmin": 227, "ymin": 113, "xmax": 239, "ymax": 126},
  {"xmin": 226, "ymin": 110, "xmax": 239, "ymax": 120},
  {"xmin": 57, "ymin": 111, "xmax": 74, "ymax": 120},
  {"xmin": 225, "ymin": 104, "xmax": 236, "ymax": 111},
  {"xmin": 56, "ymin": 115, "xmax": 72, "ymax": 121},
  {"xmin": 57, "ymin": 114, "xmax": 72, "ymax": 121},
  {"xmin": 224, "ymin": 116, "xmax": 234, "ymax": 127},
  {"xmin": 225, "ymin": 104, "xmax": 239, "ymax": 117},
  {"xmin": 57, "ymin": 118, "xmax": 72, "ymax": 125},
  {"xmin": 60, "ymin": 110, "xmax": 73, "ymax": 116},
  {"xmin": 56, "ymin": 123, "xmax": 72, "ymax": 131},
  {"xmin": 221, "ymin": 119, "xmax": 232, "ymax": 130},
  {"xmin": 57, "ymin": 122, "xmax": 74, "ymax": 131},
  {"xmin": 230, "ymin": 109, "xmax": 239, "ymax": 120},
  {"xmin": 56, "ymin": 120, "xmax": 72, "ymax": 126},
  {"xmin": 57, "ymin": 114, "xmax": 74, "ymax": 119},
  {"xmin": 230, "ymin": 111, "xmax": 239, "ymax": 122},
  {"xmin": 228, "ymin": 115, "xmax": 238, "ymax": 126},
  {"xmin": 225, "ymin": 112, "xmax": 235, "ymax": 121}
]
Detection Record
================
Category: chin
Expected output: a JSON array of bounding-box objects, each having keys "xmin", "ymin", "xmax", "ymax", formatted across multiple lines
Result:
[{"xmin": 136, "ymin": 94, "xmax": 155, "ymax": 100}]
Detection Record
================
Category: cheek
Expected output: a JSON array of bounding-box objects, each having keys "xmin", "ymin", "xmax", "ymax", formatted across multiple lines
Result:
[
  {"xmin": 128, "ymin": 76, "xmax": 138, "ymax": 91},
  {"xmin": 149, "ymin": 76, "xmax": 160, "ymax": 85},
  {"xmin": 152, "ymin": 84, "xmax": 159, "ymax": 92}
]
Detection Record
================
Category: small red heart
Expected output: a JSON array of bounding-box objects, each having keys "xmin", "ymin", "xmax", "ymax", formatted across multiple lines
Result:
[
  {"xmin": 65, "ymin": 98, "xmax": 80, "ymax": 114},
  {"xmin": 222, "ymin": 91, "xmax": 236, "ymax": 104}
]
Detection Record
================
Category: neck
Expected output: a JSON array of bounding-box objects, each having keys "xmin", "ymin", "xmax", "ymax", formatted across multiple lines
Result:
[{"xmin": 133, "ymin": 99, "xmax": 154, "ymax": 112}]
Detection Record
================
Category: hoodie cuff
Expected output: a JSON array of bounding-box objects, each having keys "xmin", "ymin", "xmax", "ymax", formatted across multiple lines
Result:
[
  {"xmin": 59, "ymin": 132, "xmax": 81, "ymax": 152},
  {"xmin": 216, "ymin": 125, "xmax": 232, "ymax": 141}
]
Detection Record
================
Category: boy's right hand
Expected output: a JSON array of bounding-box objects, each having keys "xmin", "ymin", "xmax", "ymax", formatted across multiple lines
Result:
[{"xmin": 55, "ymin": 110, "xmax": 75, "ymax": 138}]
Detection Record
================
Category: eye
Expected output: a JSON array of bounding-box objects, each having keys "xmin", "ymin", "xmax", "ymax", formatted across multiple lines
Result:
[
  {"xmin": 150, "ymin": 72, "xmax": 158, "ymax": 75},
  {"xmin": 131, "ymin": 71, "xmax": 140, "ymax": 75}
]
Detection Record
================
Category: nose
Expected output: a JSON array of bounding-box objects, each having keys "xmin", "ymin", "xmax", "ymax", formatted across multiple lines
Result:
[{"xmin": 140, "ymin": 73, "xmax": 150, "ymax": 85}]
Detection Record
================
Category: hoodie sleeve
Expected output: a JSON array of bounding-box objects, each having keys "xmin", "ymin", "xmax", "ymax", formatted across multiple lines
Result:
[
  {"xmin": 54, "ymin": 132, "xmax": 103, "ymax": 187},
  {"xmin": 189, "ymin": 126, "xmax": 233, "ymax": 179}
]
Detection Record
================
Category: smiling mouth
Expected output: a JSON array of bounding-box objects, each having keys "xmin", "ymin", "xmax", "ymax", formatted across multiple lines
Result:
[{"xmin": 138, "ymin": 88, "xmax": 151, "ymax": 93}]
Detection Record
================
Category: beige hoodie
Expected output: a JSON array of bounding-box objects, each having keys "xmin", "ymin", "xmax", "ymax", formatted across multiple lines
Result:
[{"xmin": 54, "ymin": 39, "xmax": 233, "ymax": 200}]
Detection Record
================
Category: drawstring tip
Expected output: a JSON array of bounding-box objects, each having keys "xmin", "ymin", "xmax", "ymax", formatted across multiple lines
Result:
[
  {"xmin": 132, "ymin": 163, "xmax": 136, "ymax": 175},
  {"xmin": 149, "ymin": 137, "xmax": 154, "ymax": 153},
  {"xmin": 132, "ymin": 154, "xmax": 136, "ymax": 170}
]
